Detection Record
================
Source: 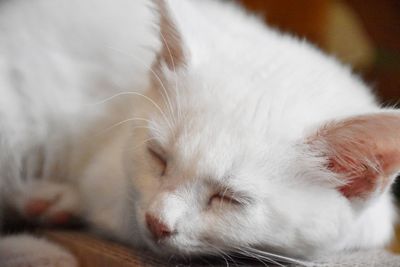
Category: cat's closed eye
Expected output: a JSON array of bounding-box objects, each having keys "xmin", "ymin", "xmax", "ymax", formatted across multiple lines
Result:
[
  {"xmin": 147, "ymin": 146, "xmax": 167, "ymax": 176},
  {"xmin": 208, "ymin": 191, "xmax": 242, "ymax": 207}
]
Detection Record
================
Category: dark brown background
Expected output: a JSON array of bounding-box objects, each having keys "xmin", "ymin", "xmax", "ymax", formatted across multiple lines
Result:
[{"xmin": 239, "ymin": 0, "xmax": 400, "ymax": 104}]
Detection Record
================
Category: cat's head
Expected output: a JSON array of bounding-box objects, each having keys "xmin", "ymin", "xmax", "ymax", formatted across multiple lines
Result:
[{"xmin": 124, "ymin": 1, "xmax": 399, "ymax": 260}]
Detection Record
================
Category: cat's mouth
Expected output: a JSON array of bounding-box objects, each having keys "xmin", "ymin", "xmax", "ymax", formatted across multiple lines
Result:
[{"xmin": 140, "ymin": 223, "xmax": 177, "ymax": 254}]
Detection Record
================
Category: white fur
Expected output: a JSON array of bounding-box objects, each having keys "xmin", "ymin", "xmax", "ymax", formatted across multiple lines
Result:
[
  {"xmin": 0, "ymin": 234, "xmax": 77, "ymax": 267},
  {"xmin": 126, "ymin": 0, "xmax": 396, "ymax": 259},
  {"xmin": 0, "ymin": 0, "xmax": 397, "ymax": 264},
  {"xmin": 0, "ymin": 0, "xmax": 160, "ymax": 263}
]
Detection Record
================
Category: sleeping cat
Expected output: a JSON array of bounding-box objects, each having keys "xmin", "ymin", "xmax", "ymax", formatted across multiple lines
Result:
[{"xmin": 0, "ymin": 0, "xmax": 399, "ymax": 266}]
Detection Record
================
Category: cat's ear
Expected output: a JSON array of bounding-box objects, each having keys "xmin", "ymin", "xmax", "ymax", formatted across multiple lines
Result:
[
  {"xmin": 154, "ymin": 0, "xmax": 187, "ymax": 71},
  {"xmin": 307, "ymin": 112, "xmax": 400, "ymax": 201}
]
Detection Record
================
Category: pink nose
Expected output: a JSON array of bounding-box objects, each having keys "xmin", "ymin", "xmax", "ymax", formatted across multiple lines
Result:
[{"xmin": 145, "ymin": 213, "xmax": 172, "ymax": 240}]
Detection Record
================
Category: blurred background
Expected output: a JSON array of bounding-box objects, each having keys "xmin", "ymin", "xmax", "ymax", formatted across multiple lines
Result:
[
  {"xmin": 238, "ymin": 0, "xmax": 400, "ymax": 103},
  {"xmin": 238, "ymin": 0, "xmax": 400, "ymax": 251}
]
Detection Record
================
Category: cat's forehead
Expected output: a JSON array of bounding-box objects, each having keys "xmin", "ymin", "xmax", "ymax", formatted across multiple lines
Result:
[
  {"xmin": 159, "ymin": 59, "xmax": 339, "ymax": 142},
  {"xmin": 162, "ymin": 75, "xmax": 289, "ymax": 137},
  {"xmin": 153, "ymin": 118, "xmax": 278, "ymax": 180}
]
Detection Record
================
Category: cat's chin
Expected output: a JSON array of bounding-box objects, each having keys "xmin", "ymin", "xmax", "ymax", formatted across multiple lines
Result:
[
  {"xmin": 142, "ymin": 237, "xmax": 191, "ymax": 255},
  {"xmin": 140, "ymin": 233, "xmax": 216, "ymax": 258}
]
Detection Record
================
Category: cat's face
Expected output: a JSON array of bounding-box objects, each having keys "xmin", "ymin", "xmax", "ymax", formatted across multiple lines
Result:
[
  {"xmin": 125, "ymin": 66, "xmax": 359, "ymax": 258},
  {"xmin": 125, "ymin": 67, "xmax": 398, "ymax": 259},
  {"xmin": 121, "ymin": 1, "xmax": 399, "ymax": 259},
  {"xmin": 130, "ymin": 99, "xmax": 338, "ymax": 260}
]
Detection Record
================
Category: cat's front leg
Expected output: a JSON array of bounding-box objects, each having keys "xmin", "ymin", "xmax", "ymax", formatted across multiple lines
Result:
[
  {"xmin": 0, "ymin": 234, "xmax": 77, "ymax": 267},
  {"xmin": 8, "ymin": 179, "xmax": 81, "ymax": 226}
]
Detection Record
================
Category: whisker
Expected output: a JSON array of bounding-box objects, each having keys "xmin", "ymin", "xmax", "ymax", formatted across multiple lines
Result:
[
  {"xmin": 234, "ymin": 247, "xmax": 272, "ymax": 267},
  {"xmin": 208, "ymin": 244, "xmax": 230, "ymax": 267},
  {"xmin": 208, "ymin": 243, "xmax": 242, "ymax": 267},
  {"xmin": 89, "ymin": 91, "xmax": 140, "ymax": 106},
  {"xmin": 122, "ymin": 137, "xmax": 159, "ymax": 153},
  {"xmin": 159, "ymin": 31, "xmax": 181, "ymax": 126},
  {"xmin": 197, "ymin": 255, "xmax": 214, "ymax": 266},
  {"xmin": 91, "ymin": 91, "xmax": 174, "ymax": 132},
  {"xmin": 100, "ymin": 117, "xmax": 155, "ymax": 133},
  {"xmin": 244, "ymin": 247, "xmax": 312, "ymax": 267},
  {"xmin": 103, "ymin": 46, "xmax": 177, "ymax": 130}
]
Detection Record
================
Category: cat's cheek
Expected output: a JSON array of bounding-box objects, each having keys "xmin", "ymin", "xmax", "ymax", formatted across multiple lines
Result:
[
  {"xmin": 126, "ymin": 146, "xmax": 161, "ymax": 190},
  {"xmin": 201, "ymin": 205, "xmax": 276, "ymax": 248}
]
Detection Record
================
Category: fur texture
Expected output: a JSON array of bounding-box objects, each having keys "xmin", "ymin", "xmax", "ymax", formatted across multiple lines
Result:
[
  {"xmin": 0, "ymin": 234, "xmax": 77, "ymax": 267},
  {"xmin": 0, "ymin": 0, "xmax": 398, "ymax": 265}
]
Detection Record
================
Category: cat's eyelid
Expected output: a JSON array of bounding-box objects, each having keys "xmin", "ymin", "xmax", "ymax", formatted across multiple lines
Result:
[
  {"xmin": 147, "ymin": 143, "xmax": 168, "ymax": 176},
  {"xmin": 208, "ymin": 182, "xmax": 253, "ymax": 206},
  {"xmin": 209, "ymin": 190, "xmax": 252, "ymax": 207},
  {"xmin": 225, "ymin": 191, "xmax": 253, "ymax": 206},
  {"xmin": 147, "ymin": 140, "xmax": 166, "ymax": 158}
]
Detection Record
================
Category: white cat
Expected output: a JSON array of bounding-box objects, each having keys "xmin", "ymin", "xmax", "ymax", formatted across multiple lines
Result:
[{"xmin": 0, "ymin": 0, "xmax": 399, "ymax": 266}]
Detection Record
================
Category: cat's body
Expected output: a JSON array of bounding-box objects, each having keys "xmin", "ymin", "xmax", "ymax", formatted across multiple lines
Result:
[
  {"xmin": 0, "ymin": 0, "xmax": 399, "ymax": 266},
  {"xmin": 0, "ymin": 0, "xmax": 159, "ymax": 239}
]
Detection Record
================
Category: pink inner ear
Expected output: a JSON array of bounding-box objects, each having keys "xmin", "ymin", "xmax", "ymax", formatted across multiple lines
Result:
[{"xmin": 310, "ymin": 113, "xmax": 400, "ymax": 199}]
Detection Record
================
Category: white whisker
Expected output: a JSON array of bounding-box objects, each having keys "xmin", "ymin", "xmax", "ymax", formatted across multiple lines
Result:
[
  {"xmin": 100, "ymin": 117, "xmax": 155, "ymax": 133},
  {"xmin": 234, "ymin": 247, "xmax": 274, "ymax": 266},
  {"xmin": 95, "ymin": 91, "xmax": 174, "ymax": 132},
  {"xmin": 103, "ymin": 46, "xmax": 177, "ymax": 131},
  {"xmin": 159, "ymin": 31, "xmax": 181, "ymax": 126},
  {"xmin": 122, "ymin": 137, "xmax": 159, "ymax": 153},
  {"xmin": 244, "ymin": 247, "xmax": 312, "ymax": 267},
  {"xmin": 208, "ymin": 243, "xmax": 241, "ymax": 267}
]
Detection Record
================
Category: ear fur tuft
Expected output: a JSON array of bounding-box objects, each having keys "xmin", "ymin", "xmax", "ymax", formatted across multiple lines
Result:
[
  {"xmin": 154, "ymin": 0, "xmax": 186, "ymax": 70},
  {"xmin": 309, "ymin": 113, "xmax": 400, "ymax": 199}
]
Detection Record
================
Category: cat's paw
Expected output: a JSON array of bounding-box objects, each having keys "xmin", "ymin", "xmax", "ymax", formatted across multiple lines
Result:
[
  {"xmin": 0, "ymin": 234, "xmax": 78, "ymax": 267},
  {"xmin": 13, "ymin": 180, "xmax": 81, "ymax": 226}
]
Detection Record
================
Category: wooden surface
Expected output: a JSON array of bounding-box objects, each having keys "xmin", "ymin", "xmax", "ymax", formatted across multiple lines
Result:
[
  {"xmin": 43, "ymin": 231, "xmax": 163, "ymax": 267},
  {"xmin": 41, "ymin": 229, "xmax": 400, "ymax": 267},
  {"xmin": 41, "ymin": 231, "xmax": 247, "ymax": 267}
]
